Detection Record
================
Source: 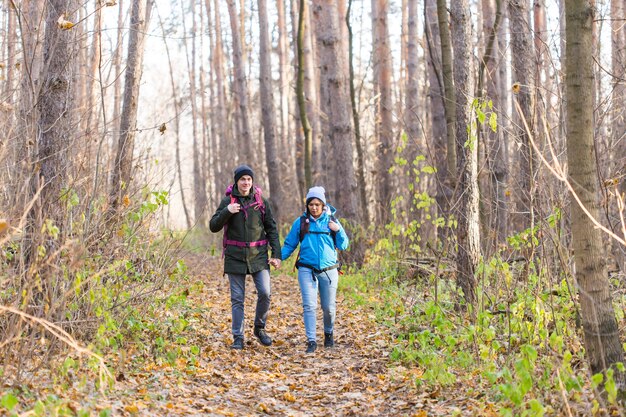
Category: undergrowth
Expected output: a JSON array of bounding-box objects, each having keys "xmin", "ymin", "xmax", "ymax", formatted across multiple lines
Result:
[{"xmin": 340, "ymin": 229, "xmax": 626, "ymax": 417}]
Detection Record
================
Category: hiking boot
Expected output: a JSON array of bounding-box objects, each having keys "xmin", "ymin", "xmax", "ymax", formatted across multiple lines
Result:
[
  {"xmin": 324, "ymin": 332, "xmax": 334, "ymax": 348},
  {"xmin": 305, "ymin": 341, "xmax": 317, "ymax": 353},
  {"xmin": 230, "ymin": 336, "xmax": 244, "ymax": 350},
  {"xmin": 254, "ymin": 327, "xmax": 272, "ymax": 346}
]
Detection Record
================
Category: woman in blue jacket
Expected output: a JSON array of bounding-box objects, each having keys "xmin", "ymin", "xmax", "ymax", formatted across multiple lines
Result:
[{"xmin": 282, "ymin": 186, "xmax": 349, "ymax": 353}]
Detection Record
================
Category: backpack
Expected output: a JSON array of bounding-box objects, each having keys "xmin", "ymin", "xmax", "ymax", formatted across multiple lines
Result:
[
  {"xmin": 298, "ymin": 214, "xmax": 338, "ymax": 248},
  {"xmin": 222, "ymin": 184, "xmax": 268, "ymax": 253},
  {"xmin": 295, "ymin": 213, "xmax": 342, "ymax": 274}
]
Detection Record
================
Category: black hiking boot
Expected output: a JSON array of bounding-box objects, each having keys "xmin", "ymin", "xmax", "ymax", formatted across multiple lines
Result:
[
  {"xmin": 230, "ymin": 336, "xmax": 244, "ymax": 350},
  {"xmin": 305, "ymin": 341, "xmax": 317, "ymax": 353},
  {"xmin": 254, "ymin": 327, "xmax": 273, "ymax": 346},
  {"xmin": 324, "ymin": 332, "xmax": 334, "ymax": 348}
]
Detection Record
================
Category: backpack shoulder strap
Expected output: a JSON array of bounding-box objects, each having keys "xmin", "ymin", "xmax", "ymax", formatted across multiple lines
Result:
[{"xmin": 298, "ymin": 214, "xmax": 309, "ymax": 242}]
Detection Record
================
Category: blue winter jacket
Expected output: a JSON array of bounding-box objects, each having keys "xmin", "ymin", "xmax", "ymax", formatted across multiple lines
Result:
[{"xmin": 281, "ymin": 205, "xmax": 349, "ymax": 270}]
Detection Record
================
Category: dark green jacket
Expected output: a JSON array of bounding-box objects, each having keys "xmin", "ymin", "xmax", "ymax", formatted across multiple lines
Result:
[{"xmin": 209, "ymin": 185, "xmax": 281, "ymax": 275}]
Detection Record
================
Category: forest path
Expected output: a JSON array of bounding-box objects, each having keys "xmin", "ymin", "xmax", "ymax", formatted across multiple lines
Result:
[{"xmin": 110, "ymin": 253, "xmax": 481, "ymax": 416}]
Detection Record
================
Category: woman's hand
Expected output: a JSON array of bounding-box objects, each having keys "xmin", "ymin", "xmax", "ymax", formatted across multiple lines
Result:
[
  {"xmin": 269, "ymin": 258, "xmax": 282, "ymax": 268},
  {"xmin": 328, "ymin": 220, "xmax": 340, "ymax": 232}
]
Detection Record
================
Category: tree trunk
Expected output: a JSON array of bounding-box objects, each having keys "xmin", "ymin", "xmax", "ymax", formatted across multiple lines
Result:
[
  {"xmin": 226, "ymin": 0, "xmax": 254, "ymax": 166},
  {"xmin": 276, "ymin": 0, "xmax": 290, "ymax": 154},
  {"xmin": 565, "ymin": 0, "xmax": 626, "ymax": 400},
  {"xmin": 436, "ymin": 0, "xmax": 457, "ymax": 182},
  {"xmin": 15, "ymin": 0, "xmax": 44, "ymax": 213},
  {"xmin": 179, "ymin": 0, "xmax": 207, "ymax": 228},
  {"xmin": 508, "ymin": 0, "xmax": 536, "ymax": 232},
  {"xmin": 112, "ymin": 0, "xmax": 124, "ymax": 138},
  {"xmin": 479, "ymin": 0, "xmax": 507, "ymax": 249},
  {"xmin": 406, "ymin": 0, "xmax": 420, "ymax": 222},
  {"xmin": 611, "ymin": 0, "xmax": 626, "ymax": 208},
  {"xmin": 110, "ymin": 0, "xmax": 152, "ymax": 210},
  {"xmin": 258, "ymin": 0, "xmax": 283, "ymax": 224},
  {"xmin": 155, "ymin": 7, "xmax": 192, "ymax": 229},
  {"xmin": 452, "ymin": 0, "xmax": 479, "ymax": 306},
  {"xmin": 296, "ymin": 0, "xmax": 313, "ymax": 190},
  {"xmin": 425, "ymin": 0, "xmax": 451, "ymax": 233},
  {"xmin": 37, "ymin": 0, "xmax": 79, "ymax": 232},
  {"xmin": 347, "ymin": 0, "xmax": 368, "ymax": 218},
  {"xmin": 85, "ymin": 1, "xmax": 101, "ymax": 137},
  {"xmin": 211, "ymin": 0, "xmax": 229, "ymax": 190},
  {"xmin": 311, "ymin": 0, "xmax": 358, "ymax": 222},
  {"xmin": 371, "ymin": 0, "xmax": 394, "ymax": 224}
]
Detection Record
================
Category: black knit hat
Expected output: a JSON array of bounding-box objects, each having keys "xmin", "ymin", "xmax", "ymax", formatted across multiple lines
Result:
[{"xmin": 234, "ymin": 164, "xmax": 254, "ymax": 183}]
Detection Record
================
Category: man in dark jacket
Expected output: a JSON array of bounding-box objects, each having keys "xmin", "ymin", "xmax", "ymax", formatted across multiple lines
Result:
[{"xmin": 209, "ymin": 165, "xmax": 282, "ymax": 349}]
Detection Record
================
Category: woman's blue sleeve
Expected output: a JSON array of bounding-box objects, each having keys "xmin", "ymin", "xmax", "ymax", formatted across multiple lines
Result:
[
  {"xmin": 334, "ymin": 220, "xmax": 349, "ymax": 250},
  {"xmin": 281, "ymin": 218, "xmax": 301, "ymax": 260}
]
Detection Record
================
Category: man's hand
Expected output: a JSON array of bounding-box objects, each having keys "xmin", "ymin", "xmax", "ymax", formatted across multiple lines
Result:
[
  {"xmin": 268, "ymin": 258, "xmax": 282, "ymax": 268},
  {"xmin": 227, "ymin": 203, "xmax": 241, "ymax": 213}
]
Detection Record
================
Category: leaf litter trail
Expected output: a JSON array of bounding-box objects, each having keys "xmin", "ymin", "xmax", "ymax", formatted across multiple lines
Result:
[{"xmin": 113, "ymin": 253, "xmax": 479, "ymax": 416}]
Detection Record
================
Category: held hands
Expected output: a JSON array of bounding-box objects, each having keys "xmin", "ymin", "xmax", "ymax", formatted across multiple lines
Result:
[
  {"xmin": 328, "ymin": 220, "xmax": 340, "ymax": 232},
  {"xmin": 227, "ymin": 202, "xmax": 241, "ymax": 213},
  {"xmin": 268, "ymin": 258, "xmax": 281, "ymax": 268}
]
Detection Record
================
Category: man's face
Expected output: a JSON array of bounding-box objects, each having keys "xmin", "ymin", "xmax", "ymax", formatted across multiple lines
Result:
[{"xmin": 237, "ymin": 175, "xmax": 253, "ymax": 195}]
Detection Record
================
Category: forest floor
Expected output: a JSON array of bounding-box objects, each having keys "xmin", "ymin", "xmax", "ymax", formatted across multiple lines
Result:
[{"xmin": 79, "ymin": 252, "xmax": 497, "ymax": 417}]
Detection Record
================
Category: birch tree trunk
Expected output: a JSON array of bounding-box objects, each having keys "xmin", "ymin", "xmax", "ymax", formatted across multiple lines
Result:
[
  {"xmin": 258, "ymin": 0, "xmax": 283, "ymax": 223},
  {"xmin": 312, "ymin": 0, "xmax": 358, "ymax": 222},
  {"xmin": 110, "ymin": 0, "xmax": 152, "ymax": 210},
  {"xmin": 452, "ymin": 0, "xmax": 479, "ymax": 306},
  {"xmin": 565, "ymin": 0, "xmax": 626, "ymax": 399}
]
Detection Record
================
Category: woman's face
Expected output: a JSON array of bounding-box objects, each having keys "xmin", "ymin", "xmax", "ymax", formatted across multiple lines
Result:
[
  {"xmin": 237, "ymin": 175, "xmax": 253, "ymax": 195},
  {"xmin": 307, "ymin": 198, "xmax": 324, "ymax": 218}
]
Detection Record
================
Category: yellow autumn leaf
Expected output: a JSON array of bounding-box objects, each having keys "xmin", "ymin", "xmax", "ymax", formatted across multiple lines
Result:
[
  {"xmin": 512, "ymin": 82, "xmax": 521, "ymax": 94},
  {"xmin": 124, "ymin": 404, "xmax": 139, "ymax": 414},
  {"xmin": 283, "ymin": 391, "xmax": 296, "ymax": 402},
  {"xmin": 0, "ymin": 219, "xmax": 9, "ymax": 234},
  {"xmin": 122, "ymin": 194, "xmax": 131, "ymax": 207},
  {"xmin": 105, "ymin": 0, "xmax": 117, "ymax": 5},
  {"xmin": 57, "ymin": 14, "xmax": 75, "ymax": 30}
]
